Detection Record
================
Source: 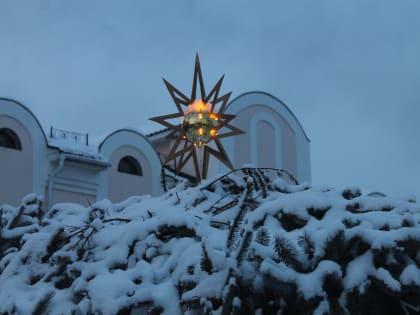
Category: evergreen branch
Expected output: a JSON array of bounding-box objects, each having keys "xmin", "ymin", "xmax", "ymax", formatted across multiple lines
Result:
[
  {"xmin": 236, "ymin": 230, "xmax": 253, "ymax": 265},
  {"xmin": 200, "ymin": 244, "xmax": 213, "ymax": 274},
  {"xmin": 201, "ymin": 167, "xmax": 299, "ymax": 191},
  {"xmin": 255, "ymin": 227, "xmax": 270, "ymax": 246},
  {"xmin": 273, "ymin": 236, "xmax": 300, "ymax": 269},
  {"xmin": 226, "ymin": 187, "xmax": 251, "ymax": 252},
  {"xmin": 297, "ymin": 231, "xmax": 315, "ymax": 260},
  {"xmin": 211, "ymin": 197, "xmax": 240, "ymax": 216}
]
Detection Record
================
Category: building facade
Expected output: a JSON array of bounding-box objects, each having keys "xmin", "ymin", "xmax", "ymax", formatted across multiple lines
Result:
[{"xmin": 0, "ymin": 92, "xmax": 310, "ymax": 208}]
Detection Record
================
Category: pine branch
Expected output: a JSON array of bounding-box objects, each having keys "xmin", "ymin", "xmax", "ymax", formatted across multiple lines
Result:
[
  {"xmin": 226, "ymin": 188, "xmax": 250, "ymax": 252},
  {"xmin": 342, "ymin": 188, "xmax": 361, "ymax": 200},
  {"xmin": 211, "ymin": 197, "xmax": 240, "ymax": 216},
  {"xmin": 273, "ymin": 237, "xmax": 300, "ymax": 269},
  {"xmin": 254, "ymin": 168, "xmax": 268, "ymax": 198},
  {"xmin": 236, "ymin": 231, "xmax": 253, "ymax": 266},
  {"xmin": 8, "ymin": 205, "xmax": 24, "ymax": 229},
  {"xmin": 226, "ymin": 205, "xmax": 247, "ymax": 252},
  {"xmin": 102, "ymin": 217, "xmax": 131, "ymax": 223},
  {"xmin": 201, "ymin": 167, "xmax": 299, "ymax": 191},
  {"xmin": 307, "ymin": 206, "xmax": 331, "ymax": 220},
  {"xmin": 255, "ymin": 227, "xmax": 270, "ymax": 246},
  {"xmin": 200, "ymin": 244, "xmax": 213, "ymax": 274},
  {"xmin": 205, "ymin": 192, "xmax": 240, "ymax": 215},
  {"xmin": 161, "ymin": 166, "xmax": 168, "ymax": 192},
  {"xmin": 220, "ymin": 269, "xmax": 238, "ymax": 315},
  {"xmin": 297, "ymin": 231, "xmax": 315, "ymax": 260},
  {"xmin": 278, "ymin": 213, "xmax": 308, "ymax": 231},
  {"xmin": 192, "ymin": 195, "xmax": 207, "ymax": 207},
  {"xmin": 323, "ymin": 230, "xmax": 345, "ymax": 263},
  {"xmin": 64, "ymin": 216, "xmax": 130, "ymax": 251},
  {"xmin": 243, "ymin": 168, "xmax": 260, "ymax": 192},
  {"xmin": 32, "ymin": 292, "xmax": 54, "ymax": 315},
  {"xmin": 174, "ymin": 192, "xmax": 181, "ymax": 205}
]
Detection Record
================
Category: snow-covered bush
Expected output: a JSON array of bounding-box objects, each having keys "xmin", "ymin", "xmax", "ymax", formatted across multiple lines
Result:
[{"xmin": 0, "ymin": 168, "xmax": 419, "ymax": 314}]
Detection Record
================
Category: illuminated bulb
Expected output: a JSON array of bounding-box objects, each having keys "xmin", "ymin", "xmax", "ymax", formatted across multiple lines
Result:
[
  {"xmin": 181, "ymin": 101, "xmax": 220, "ymax": 146},
  {"xmin": 210, "ymin": 113, "xmax": 219, "ymax": 121},
  {"xmin": 187, "ymin": 99, "xmax": 212, "ymax": 114}
]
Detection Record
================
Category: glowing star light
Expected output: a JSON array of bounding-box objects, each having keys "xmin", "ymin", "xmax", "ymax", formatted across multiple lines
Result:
[{"xmin": 150, "ymin": 54, "xmax": 244, "ymax": 182}]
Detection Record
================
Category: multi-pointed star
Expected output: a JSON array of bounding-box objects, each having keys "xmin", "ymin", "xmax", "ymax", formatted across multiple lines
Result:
[{"xmin": 150, "ymin": 54, "xmax": 244, "ymax": 182}]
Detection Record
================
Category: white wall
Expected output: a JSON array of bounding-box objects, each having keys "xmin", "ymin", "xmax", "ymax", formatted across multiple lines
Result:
[
  {"xmin": 108, "ymin": 146, "xmax": 153, "ymax": 202},
  {"xmin": 0, "ymin": 116, "xmax": 33, "ymax": 206},
  {"xmin": 48, "ymin": 155, "xmax": 107, "ymax": 207}
]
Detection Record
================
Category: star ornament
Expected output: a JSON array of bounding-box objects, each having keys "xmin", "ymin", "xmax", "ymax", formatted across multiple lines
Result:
[{"xmin": 150, "ymin": 54, "xmax": 244, "ymax": 182}]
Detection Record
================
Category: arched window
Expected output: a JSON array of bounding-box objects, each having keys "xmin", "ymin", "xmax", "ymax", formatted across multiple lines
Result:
[
  {"xmin": 0, "ymin": 128, "xmax": 22, "ymax": 150},
  {"xmin": 117, "ymin": 156, "xmax": 142, "ymax": 176}
]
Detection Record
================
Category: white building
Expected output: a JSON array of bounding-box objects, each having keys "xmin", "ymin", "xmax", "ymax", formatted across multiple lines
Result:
[{"xmin": 0, "ymin": 92, "xmax": 310, "ymax": 208}]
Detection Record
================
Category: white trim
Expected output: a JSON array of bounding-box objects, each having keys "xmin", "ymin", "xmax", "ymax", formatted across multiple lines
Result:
[
  {"xmin": 250, "ymin": 112, "xmax": 282, "ymax": 169},
  {"xmin": 47, "ymin": 153, "xmax": 65, "ymax": 209}
]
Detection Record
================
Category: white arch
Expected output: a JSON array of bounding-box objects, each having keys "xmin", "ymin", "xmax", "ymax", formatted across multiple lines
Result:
[
  {"xmin": 0, "ymin": 98, "xmax": 49, "ymax": 196},
  {"xmin": 250, "ymin": 111, "xmax": 282, "ymax": 169},
  {"xmin": 98, "ymin": 128, "xmax": 163, "ymax": 198},
  {"xmin": 224, "ymin": 91, "xmax": 311, "ymax": 183}
]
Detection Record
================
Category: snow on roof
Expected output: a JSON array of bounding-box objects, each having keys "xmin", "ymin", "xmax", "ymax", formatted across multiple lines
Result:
[
  {"xmin": 46, "ymin": 125, "xmax": 171, "ymax": 166},
  {"xmin": 146, "ymin": 127, "xmax": 174, "ymax": 143},
  {"xmin": 146, "ymin": 127, "xmax": 171, "ymax": 137},
  {"xmin": 1, "ymin": 169, "xmax": 419, "ymax": 314},
  {"xmin": 48, "ymin": 137, "xmax": 104, "ymax": 160},
  {"xmin": 48, "ymin": 127, "xmax": 104, "ymax": 160}
]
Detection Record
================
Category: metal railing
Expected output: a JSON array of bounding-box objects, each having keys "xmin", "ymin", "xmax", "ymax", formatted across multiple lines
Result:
[{"xmin": 50, "ymin": 126, "xmax": 89, "ymax": 145}]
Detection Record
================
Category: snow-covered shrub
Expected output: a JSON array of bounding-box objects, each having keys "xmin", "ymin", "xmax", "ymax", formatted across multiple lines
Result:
[{"xmin": 0, "ymin": 169, "xmax": 419, "ymax": 314}]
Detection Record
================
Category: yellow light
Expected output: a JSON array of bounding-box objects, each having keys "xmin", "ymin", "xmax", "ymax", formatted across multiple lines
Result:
[
  {"xmin": 210, "ymin": 113, "xmax": 219, "ymax": 121},
  {"xmin": 181, "ymin": 102, "xmax": 220, "ymax": 146},
  {"xmin": 186, "ymin": 99, "xmax": 212, "ymax": 114}
]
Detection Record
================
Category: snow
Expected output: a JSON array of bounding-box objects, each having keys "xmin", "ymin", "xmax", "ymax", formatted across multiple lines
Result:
[
  {"xmin": 182, "ymin": 270, "xmax": 228, "ymax": 301},
  {"xmin": 376, "ymin": 267, "xmax": 401, "ymax": 292},
  {"xmin": 400, "ymin": 264, "xmax": 420, "ymax": 286},
  {"xmin": 1, "ymin": 168, "xmax": 419, "ymax": 314},
  {"xmin": 313, "ymin": 300, "xmax": 330, "ymax": 315},
  {"xmin": 298, "ymin": 260, "xmax": 342, "ymax": 299},
  {"xmin": 48, "ymin": 137, "xmax": 104, "ymax": 160}
]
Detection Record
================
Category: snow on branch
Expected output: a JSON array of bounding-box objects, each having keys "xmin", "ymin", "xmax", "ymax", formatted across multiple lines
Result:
[{"xmin": 0, "ymin": 169, "xmax": 419, "ymax": 314}]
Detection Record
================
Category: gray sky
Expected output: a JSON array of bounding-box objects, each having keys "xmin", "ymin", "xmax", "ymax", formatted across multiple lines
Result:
[{"xmin": 1, "ymin": 0, "xmax": 419, "ymax": 199}]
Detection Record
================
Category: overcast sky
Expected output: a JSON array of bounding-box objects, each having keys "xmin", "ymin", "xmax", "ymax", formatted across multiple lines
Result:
[{"xmin": 1, "ymin": 0, "xmax": 419, "ymax": 199}]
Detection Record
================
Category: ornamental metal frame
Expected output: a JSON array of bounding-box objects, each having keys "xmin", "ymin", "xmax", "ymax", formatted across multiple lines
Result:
[{"xmin": 150, "ymin": 54, "xmax": 244, "ymax": 182}]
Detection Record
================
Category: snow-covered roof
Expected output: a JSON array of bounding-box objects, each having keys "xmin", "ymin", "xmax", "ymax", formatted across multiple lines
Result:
[
  {"xmin": 146, "ymin": 128, "xmax": 174, "ymax": 144},
  {"xmin": 48, "ymin": 127, "xmax": 157, "ymax": 165},
  {"xmin": 48, "ymin": 136, "xmax": 105, "ymax": 161}
]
